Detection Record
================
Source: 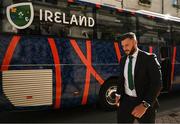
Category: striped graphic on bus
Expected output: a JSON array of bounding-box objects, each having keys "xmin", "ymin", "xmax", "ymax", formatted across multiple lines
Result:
[
  {"xmin": 114, "ymin": 42, "xmax": 121, "ymax": 63},
  {"xmin": 48, "ymin": 38, "xmax": 62, "ymax": 109},
  {"xmin": 70, "ymin": 39, "xmax": 104, "ymax": 85},
  {"xmin": 171, "ymin": 46, "xmax": 177, "ymax": 89},
  {"xmin": 149, "ymin": 46, "xmax": 153, "ymax": 54},
  {"xmin": 70, "ymin": 39, "xmax": 104, "ymax": 105},
  {"xmin": 1, "ymin": 36, "xmax": 21, "ymax": 71},
  {"xmin": 82, "ymin": 40, "xmax": 91, "ymax": 105}
]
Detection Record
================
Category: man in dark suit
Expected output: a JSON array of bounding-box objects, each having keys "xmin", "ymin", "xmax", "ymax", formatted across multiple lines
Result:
[{"xmin": 115, "ymin": 32, "xmax": 162, "ymax": 123}]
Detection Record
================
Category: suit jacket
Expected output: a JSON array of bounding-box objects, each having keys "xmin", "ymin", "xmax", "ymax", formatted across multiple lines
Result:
[{"xmin": 117, "ymin": 49, "xmax": 162, "ymax": 108}]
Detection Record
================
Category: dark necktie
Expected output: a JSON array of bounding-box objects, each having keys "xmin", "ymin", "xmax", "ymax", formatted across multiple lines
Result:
[{"xmin": 128, "ymin": 56, "xmax": 134, "ymax": 90}]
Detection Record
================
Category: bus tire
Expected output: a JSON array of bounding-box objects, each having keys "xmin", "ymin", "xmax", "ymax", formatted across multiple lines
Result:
[{"xmin": 98, "ymin": 79, "xmax": 118, "ymax": 111}]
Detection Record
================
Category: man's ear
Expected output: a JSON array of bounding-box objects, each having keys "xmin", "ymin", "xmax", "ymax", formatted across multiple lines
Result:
[{"xmin": 134, "ymin": 39, "xmax": 138, "ymax": 44}]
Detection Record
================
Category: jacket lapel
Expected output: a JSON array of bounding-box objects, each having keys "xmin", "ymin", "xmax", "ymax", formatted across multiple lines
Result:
[
  {"xmin": 121, "ymin": 56, "xmax": 127, "ymax": 71},
  {"xmin": 134, "ymin": 50, "xmax": 142, "ymax": 82}
]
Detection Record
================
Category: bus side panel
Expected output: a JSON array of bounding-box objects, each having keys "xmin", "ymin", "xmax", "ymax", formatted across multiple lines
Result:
[
  {"xmin": 0, "ymin": 35, "xmax": 55, "ymax": 111},
  {"xmin": 54, "ymin": 38, "xmax": 87, "ymax": 108},
  {"xmin": 92, "ymin": 40, "xmax": 122, "ymax": 96},
  {"xmin": 10, "ymin": 36, "xmax": 53, "ymax": 67},
  {"xmin": 0, "ymin": 34, "xmax": 16, "ymax": 111},
  {"xmin": 0, "ymin": 35, "xmax": 14, "ymax": 66}
]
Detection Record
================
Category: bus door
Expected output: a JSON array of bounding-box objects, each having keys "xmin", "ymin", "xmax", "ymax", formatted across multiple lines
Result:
[
  {"xmin": 160, "ymin": 46, "xmax": 171, "ymax": 91},
  {"xmin": 137, "ymin": 14, "xmax": 172, "ymax": 91}
]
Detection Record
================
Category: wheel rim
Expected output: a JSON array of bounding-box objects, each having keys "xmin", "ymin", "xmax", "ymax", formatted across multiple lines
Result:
[{"xmin": 105, "ymin": 86, "xmax": 117, "ymax": 106}]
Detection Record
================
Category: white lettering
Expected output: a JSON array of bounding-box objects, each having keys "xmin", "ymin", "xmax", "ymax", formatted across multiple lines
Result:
[
  {"xmin": 54, "ymin": 12, "xmax": 62, "ymax": 23},
  {"xmin": 39, "ymin": 9, "xmax": 94, "ymax": 27},
  {"xmin": 40, "ymin": 9, "xmax": 43, "ymax": 21},
  {"xmin": 45, "ymin": 10, "xmax": 53, "ymax": 22},
  {"xmin": 88, "ymin": 17, "xmax": 95, "ymax": 27},
  {"xmin": 79, "ymin": 16, "xmax": 87, "ymax": 27},
  {"xmin": 70, "ymin": 14, "xmax": 78, "ymax": 25},
  {"xmin": 63, "ymin": 13, "xmax": 69, "ymax": 24}
]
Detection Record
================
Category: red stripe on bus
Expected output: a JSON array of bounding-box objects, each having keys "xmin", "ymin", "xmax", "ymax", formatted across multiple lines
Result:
[
  {"xmin": 67, "ymin": 0, "xmax": 74, "ymax": 3},
  {"xmin": 148, "ymin": 15, "xmax": 155, "ymax": 19},
  {"xmin": 96, "ymin": 4, "xmax": 101, "ymax": 8},
  {"xmin": 117, "ymin": 9, "xmax": 124, "ymax": 13},
  {"xmin": 149, "ymin": 46, "xmax": 153, "ymax": 54},
  {"xmin": 48, "ymin": 38, "xmax": 62, "ymax": 109},
  {"xmin": 131, "ymin": 12, "xmax": 136, "ymax": 15},
  {"xmin": 114, "ymin": 42, "xmax": 121, "ymax": 63},
  {"xmin": 82, "ymin": 40, "xmax": 91, "ymax": 105},
  {"xmin": 1, "ymin": 36, "xmax": 21, "ymax": 71},
  {"xmin": 170, "ymin": 47, "xmax": 177, "ymax": 88},
  {"xmin": 70, "ymin": 39, "xmax": 104, "ymax": 85}
]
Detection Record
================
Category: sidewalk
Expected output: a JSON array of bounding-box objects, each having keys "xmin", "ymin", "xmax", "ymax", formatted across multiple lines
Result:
[{"xmin": 156, "ymin": 107, "xmax": 180, "ymax": 123}]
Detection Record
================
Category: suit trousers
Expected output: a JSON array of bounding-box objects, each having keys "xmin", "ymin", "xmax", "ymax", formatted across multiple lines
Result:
[{"xmin": 117, "ymin": 95, "xmax": 156, "ymax": 123}]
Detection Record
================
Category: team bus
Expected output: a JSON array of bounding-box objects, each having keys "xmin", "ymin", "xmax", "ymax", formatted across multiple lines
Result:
[{"xmin": 0, "ymin": 0, "xmax": 180, "ymax": 112}]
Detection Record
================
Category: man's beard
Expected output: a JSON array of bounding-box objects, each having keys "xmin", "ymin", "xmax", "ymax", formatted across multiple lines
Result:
[{"xmin": 129, "ymin": 46, "xmax": 136, "ymax": 55}]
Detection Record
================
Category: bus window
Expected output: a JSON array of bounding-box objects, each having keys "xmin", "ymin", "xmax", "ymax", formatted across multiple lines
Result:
[
  {"xmin": 67, "ymin": 3, "xmax": 94, "ymax": 39},
  {"xmin": 138, "ymin": 15, "xmax": 171, "ymax": 45},
  {"xmin": 138, "ymin": 15, "xmax": 158, "ymax": 44},
  {"xmin": 0, "ymin": 1, "xmax": 2, "ymax": 33},
  {"xmin": 96, "ymin": 8, "xmax": 136, "ymax": 41},
  {"xmin": 156, "ymin": 18, "xmax": 171, "ymax": 46},
  {"xmin": 44, "ymin": 0, "xmax": 58, "ymax": 4},
  {"xmin": 32, "ymin": 0, "xmax": 58, "ymax": 4},
  {"xmin": 172, "ymin": 21, "xmax": 180, "ymax": 45},
  {"xmin": 126, "ymin": 13, "xmax": 137, "ymax": 34}
]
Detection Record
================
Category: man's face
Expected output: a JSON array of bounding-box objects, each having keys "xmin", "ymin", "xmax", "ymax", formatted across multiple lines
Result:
[{"xmin": 121, "ymin": 38, "xmax": 137, "ymax": 55}]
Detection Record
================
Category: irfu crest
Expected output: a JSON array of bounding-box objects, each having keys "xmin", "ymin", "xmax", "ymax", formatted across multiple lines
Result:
[{"xmin": 6, "ymin": 2, "xmax": 34, "ymax": 29}]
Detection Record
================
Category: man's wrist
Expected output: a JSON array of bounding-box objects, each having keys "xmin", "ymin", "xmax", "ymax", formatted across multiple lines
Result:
[{"xmin": 142, "ymin": 101, "xmax": 151, "ymax": 109}]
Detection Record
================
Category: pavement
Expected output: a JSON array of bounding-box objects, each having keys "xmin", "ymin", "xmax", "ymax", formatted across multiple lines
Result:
[{"xmin": 156, "ymin": 107, "xmax": 180, "ymax": 123}]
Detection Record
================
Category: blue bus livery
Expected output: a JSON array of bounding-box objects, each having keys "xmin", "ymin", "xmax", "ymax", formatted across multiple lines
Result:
[{"xmin": 0, "ymin": 0, "xmax": 180, "ymax": 111}]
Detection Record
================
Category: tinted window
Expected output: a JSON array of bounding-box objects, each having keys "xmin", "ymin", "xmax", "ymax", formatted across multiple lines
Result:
[
  {"xmin": 0, "ymin": 1, "xmax": 2, "ymax": 33},
  {"xmin": 138, "ymin": 15, "xmax": 171, "ymax": 45},
  {"xmin": 172, "ymin": 21, "xmax": 180, "ymax": 45},
  {"xmin": 45, "ymin": 0, "xmax": 57, "ymax": 4},
  {"xmin": 96, "ymin": 8, "xmax": 136, "ymax": 41}
]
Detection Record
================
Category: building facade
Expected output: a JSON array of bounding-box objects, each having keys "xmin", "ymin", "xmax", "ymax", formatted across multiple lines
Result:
[
  {"xmin": 78, "ymin": 0, "xmax": 180, "ymax": 17},
  {"xmin": 123, "ymin": 0, "xmax": 180, "ymax": 17}
]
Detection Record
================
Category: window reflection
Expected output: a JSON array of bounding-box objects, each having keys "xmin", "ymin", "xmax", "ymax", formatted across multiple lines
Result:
[
  {"xmin": 138, "ymin": 15, "xmax": 170, "ymax": 45},
  {"xmin": 96, "ymin": 9, "xmax": 136, "ymax": 41}
]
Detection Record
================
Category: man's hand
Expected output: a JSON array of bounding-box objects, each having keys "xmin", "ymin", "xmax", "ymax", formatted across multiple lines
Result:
[
  {"xmin": 131, "ymin": 103, "xmax": 147, "ymax": 118},
  {"xmin": 115, "ymin": 96, "xmax": 120, "ymax": 107}
]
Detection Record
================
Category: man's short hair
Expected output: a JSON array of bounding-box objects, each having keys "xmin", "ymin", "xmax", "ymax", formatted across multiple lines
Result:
[{"xmin": 119, "ymin": 32, "xmax": 137, "ymax": 41}]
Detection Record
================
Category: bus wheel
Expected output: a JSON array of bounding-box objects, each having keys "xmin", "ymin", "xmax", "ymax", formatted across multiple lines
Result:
[{"xmin": 99, "ymin": 80, "xmax": 118, "ymax": 111}]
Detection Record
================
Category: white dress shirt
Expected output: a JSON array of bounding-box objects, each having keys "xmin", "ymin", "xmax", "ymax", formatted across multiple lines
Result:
[{"xmin": 124, "ymin": 48, "xmax": 139, "ymax": 97}]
